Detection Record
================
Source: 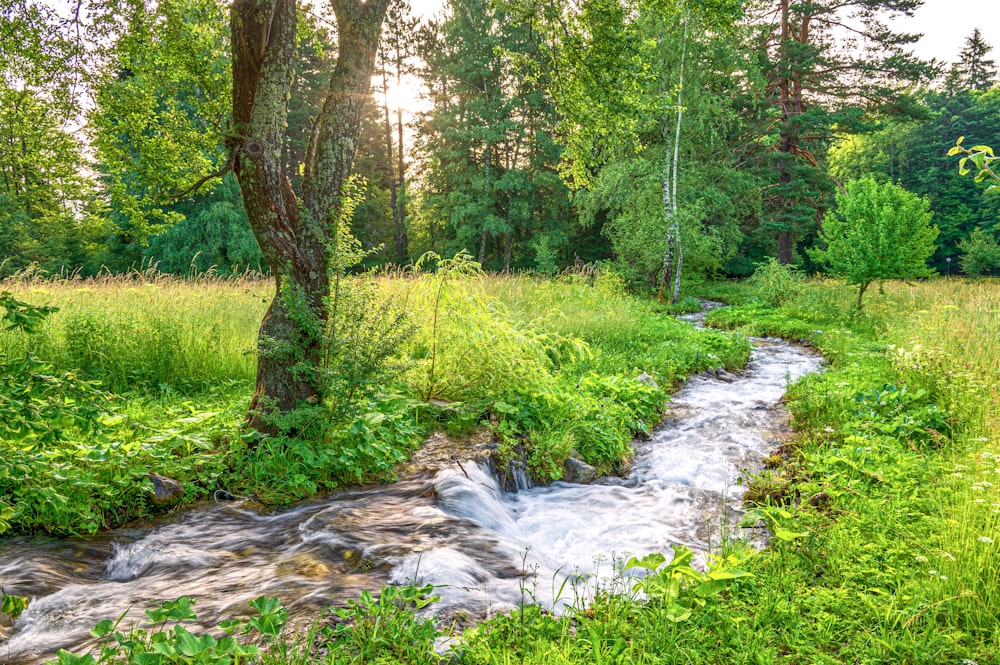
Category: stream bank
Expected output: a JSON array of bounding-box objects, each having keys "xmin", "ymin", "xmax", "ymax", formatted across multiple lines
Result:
[{"xmin": 0, "ymin": 311, "xmax": 821, "ymax": 664}]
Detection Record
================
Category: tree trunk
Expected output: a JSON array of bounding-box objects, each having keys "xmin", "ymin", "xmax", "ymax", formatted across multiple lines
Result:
[
  {"xmin": 774, "ymin": 0, "xmax": 809, "ymax": 266},
  {"xmin": 658, "ymin": 6, "xmax": 688, "ymax": 303},
  {"xmin": 672, "ymin": 238, "xmax": 683, "ymax": 303},
  {"xmin": 381, "ymin": 63, "xmax": 402, "ymax": 266},
  {"xmin": 396, "ymin": 103, "xmax": 408, "ymax": 264},
  {"xmin": 231, "ymin": 0, "xmax": 390, "ymax": 434},
  {"xmin": 503, "ymin": 229, "xmax": 512, "ymax": 272}
]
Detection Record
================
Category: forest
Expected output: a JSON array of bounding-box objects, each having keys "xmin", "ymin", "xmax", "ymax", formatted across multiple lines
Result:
[
  {"xmin": 2, "ymin": 0, "xmax": 1000, "ymax": 663},
  {"xmin": 3, "ymin": 0, "xmax": 999, "ymax": 283}
]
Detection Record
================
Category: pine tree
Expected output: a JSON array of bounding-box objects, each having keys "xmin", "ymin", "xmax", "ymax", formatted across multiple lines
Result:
[
  {"xmin": 756, "ymin": 0, "xmax": 932, "ymax": 264},
  {"xmin": 417, "ymin": 0, "xmax": 572, "ymax": 271},
  {"xmin": 948, "ymin": 29, "xmax": 997, "ymax": 92}
]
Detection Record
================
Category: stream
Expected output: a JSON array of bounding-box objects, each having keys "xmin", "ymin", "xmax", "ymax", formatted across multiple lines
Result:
[{"xmin": 0, "ymin": 315, "xmax": 822, "ymax": 663}]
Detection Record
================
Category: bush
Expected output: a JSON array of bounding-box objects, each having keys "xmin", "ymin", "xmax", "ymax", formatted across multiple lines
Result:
[
  {"xmin": 747, "ymin": 257, "xmax": 803, "ymax": 307},
  {"xmin": 958, "ymin": 228, "xmax": 1000, "ymax": 276}
]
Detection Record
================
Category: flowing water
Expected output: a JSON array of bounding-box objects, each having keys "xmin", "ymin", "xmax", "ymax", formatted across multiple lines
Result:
[{"xmin": 0, "ymin": 316, "xmax": 821, "ymax": 663}]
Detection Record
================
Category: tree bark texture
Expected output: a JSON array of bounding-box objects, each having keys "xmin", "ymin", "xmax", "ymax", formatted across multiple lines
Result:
[
  {"xmin": 231, "ymin": 0, "xmax": 390, "ymax": 433},
  {"xmin": 774, "ymin": 0, "xmax": 808, "ymax": 265},
  {"xmin": 658, "ymin": 7, "xmax": 687, "ymax": 303}
]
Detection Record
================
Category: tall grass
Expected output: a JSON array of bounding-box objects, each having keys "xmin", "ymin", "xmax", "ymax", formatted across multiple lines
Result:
[
  {"xmin": 1, "ymin": 266, "xmax": 750, "ymax": 534},
  {"xmin": 777, "ymin": 277, "xmax": 1000, "ymax": 652},
  {"xmin": 0, "ymin": 271, "xmax": 267, "ymax": 392},
  {"xmin": 861, "ymin": 279, "xmax": 1000, "ymax": 634}
]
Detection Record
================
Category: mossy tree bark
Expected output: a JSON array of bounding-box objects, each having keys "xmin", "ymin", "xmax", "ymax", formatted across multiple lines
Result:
[{"xmin": 231, "ymin": 0, "xmax": 390, "ymax": 433}]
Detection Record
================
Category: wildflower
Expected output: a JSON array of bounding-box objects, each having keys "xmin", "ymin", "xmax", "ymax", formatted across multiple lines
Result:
[
  {"xmin": 975, "ymin": 499, "xmax": 986, "ymax": 504},
  {"xmin": 942, "ymin": 552, "xmax": 956, "ymax": 560},
  {"xmin": 940, "ymin": 575, "xmax": 948, "ymax": 581},
  {"xmin": 955, "ymin": 464, "xmax": 969, "ymax": 471},
  {"xmin": 951, "ymin": 472, "xmax": 964, "ymax": 478},
  {"xmin": 978, "ymin": 536, "xmax": 994, "ymax": 544},
  {"xmin": 928, "ymin": 569, "xmax": 938, "ymax": 575},
  {"xmin": 915, "ymin": 555, "xmax": 929, "ymax": 563}
]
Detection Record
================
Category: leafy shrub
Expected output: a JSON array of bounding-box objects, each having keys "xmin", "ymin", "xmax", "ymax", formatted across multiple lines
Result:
[
  {"xmin": 326, "ymin": 584, "xmax": 442, "ymax": 664},
  {"xmin": 47, "ymin": 595, "xmax": 287, "ymax": 665},
  {"xmin": 846, "ymin": 383, "xmax": 950, "ymax": 446},
  {"xmin": 958, "ymin": 227, "xmax": 1000, "ymax": 276},
  {"xmin": 747, "ymin": 257, "xmax": 803, "ymax": 307}
]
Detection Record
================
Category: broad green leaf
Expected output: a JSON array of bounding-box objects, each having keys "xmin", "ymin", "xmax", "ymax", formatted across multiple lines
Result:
[{"xmin": 624, "ymin": 552, "xmax": 666, "ymax": 571}]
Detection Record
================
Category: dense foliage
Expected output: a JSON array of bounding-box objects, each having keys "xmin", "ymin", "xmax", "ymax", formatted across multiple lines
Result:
[
  {"xmin": 30, "ymin": 276, "xmax": 1000, "ymax": 665},
  {"xmin": 4, "ymin": 0, "xmax": 994, "ymax": 284},
  {"xmin": 0, "ymin": 270, "xmax": 748, "ymax": 536}
]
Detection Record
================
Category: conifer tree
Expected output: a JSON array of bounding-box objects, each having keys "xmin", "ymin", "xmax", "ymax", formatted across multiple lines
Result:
[
  {"xmin": 948, "ymin": 29, "xmax": 997, "ymax": 92},
  {"xmin": 757, "ymin": 0, "xmax": 931, "ymax": 264}
]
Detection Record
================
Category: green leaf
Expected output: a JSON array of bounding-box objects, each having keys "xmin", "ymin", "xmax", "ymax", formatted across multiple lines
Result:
[
  {"xmin": 145, "ymin": 596, "xmax": 197, "ymax": 623},
  {"xmin": 54, "ymin": 650, "xmax": 96, "ymax": 665},
  {"xmin": 1, "ymin": 594, "xmax": 29, "ymax": 619},
  {"xmin": 90, "ymin": 619, "xmax": 115, "ymax": 638},
  {"xmin": 624, "ymin": 552, "xmax": 666, "ymax": 571},
  {"xmin": 774, "ymin": 528, "xmax": 808, "ymax": 542},
  {"xmin": 173, "ymin": 625, "xmax": 216, "ymax": 656},
  {"xmin": 694, "ymin": 578, "xmax": 729, "ymax": 597},
  {"xmin": 663, "ymin": 604, "xmax": 692, "ymax": 623}
]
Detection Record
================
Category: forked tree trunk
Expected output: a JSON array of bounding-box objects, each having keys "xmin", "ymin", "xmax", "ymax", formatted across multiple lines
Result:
[{"xmin": 231, "ymin": 0, "xmax": 390, "ymax": 433}]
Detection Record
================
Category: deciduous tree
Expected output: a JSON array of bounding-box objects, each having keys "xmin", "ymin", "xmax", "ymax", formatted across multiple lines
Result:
[
  {"xmin": 810, "ymin": 177, "xmax": 937, "ymax": 309},
  {"xmin": 230, "ymin": 0, "xmax": 391, "ymax": 430}
]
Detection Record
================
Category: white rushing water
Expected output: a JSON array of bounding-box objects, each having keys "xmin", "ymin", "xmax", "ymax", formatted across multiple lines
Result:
[{"xmin": 0, "ymin": 333, "xmax": 821, "ymax": 664}]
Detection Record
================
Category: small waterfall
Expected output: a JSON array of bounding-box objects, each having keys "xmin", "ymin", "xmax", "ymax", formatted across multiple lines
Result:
[{"xmin": 490, "ymin": 450, "xmax": 533, "ymax": 493}]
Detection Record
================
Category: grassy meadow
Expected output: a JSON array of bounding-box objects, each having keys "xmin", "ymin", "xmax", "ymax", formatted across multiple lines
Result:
[{"xmin": 3, "ymin": 270, "xmax": 999, "ymax": 664}]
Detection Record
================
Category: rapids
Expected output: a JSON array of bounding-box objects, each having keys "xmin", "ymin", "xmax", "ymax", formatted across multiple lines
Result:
[{"xmin": 0, "ymin": 313, "xmax": 821, "ymax": 663}]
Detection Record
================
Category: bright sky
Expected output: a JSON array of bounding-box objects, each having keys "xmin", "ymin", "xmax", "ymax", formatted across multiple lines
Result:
[
  {"xmin": 401, "ymin": 0, "xmax": 1000, "ymax": 64},
  {"xmin": 897, "ymin": 0, "xmax": 1000, "ymax": 64},
  {"xmin": 43, "ymin": 0, "xmax": 1000, "ymax": 65}
]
